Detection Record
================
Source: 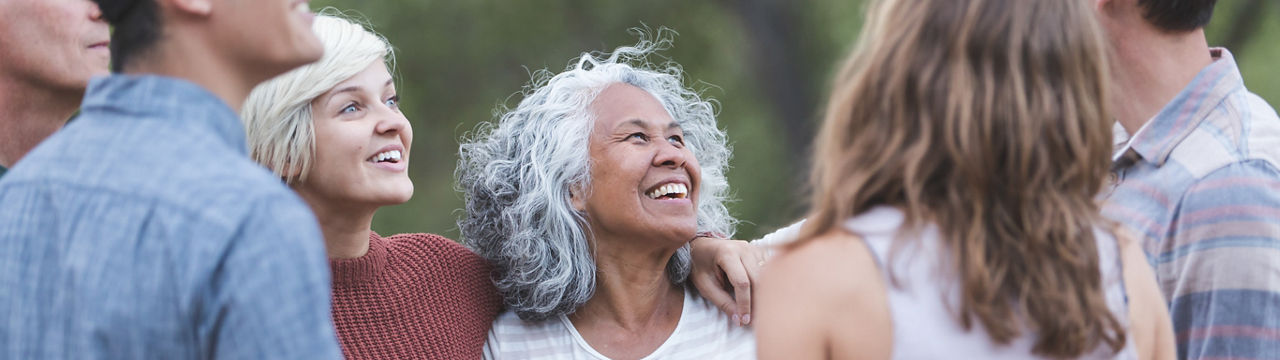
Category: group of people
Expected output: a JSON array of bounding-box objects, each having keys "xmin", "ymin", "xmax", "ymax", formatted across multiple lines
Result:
[{"xmin": 0, "ymin": 0, "xmax": 1276, "ymax": 359}]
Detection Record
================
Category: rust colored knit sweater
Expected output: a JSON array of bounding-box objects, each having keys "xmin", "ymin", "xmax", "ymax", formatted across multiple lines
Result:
[{"xmin": 329, "ymin": 232, "xmax": 501, "ymax": 359}]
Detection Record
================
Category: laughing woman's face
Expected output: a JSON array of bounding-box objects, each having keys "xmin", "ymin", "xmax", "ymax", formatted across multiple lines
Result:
[
  {"xmin": 573, "ymin": 83, "xmax": 701, "ymax": 248},
  {"xmin": 295, "ymin": 60, "xmax": 414, "ymax": 209}
]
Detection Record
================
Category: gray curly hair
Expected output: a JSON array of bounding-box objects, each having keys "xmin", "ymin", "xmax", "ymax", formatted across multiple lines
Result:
[{"xmin": 456, "ymin": 30, "xmax": 736, "ymax": 322}]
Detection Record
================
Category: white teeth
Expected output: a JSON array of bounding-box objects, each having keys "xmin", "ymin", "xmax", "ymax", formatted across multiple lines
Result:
[
  {"xmin": 371, "ymin": 150, "xmax": 402, "ymax": 163},
  {"xmin": 646, "ymin": 183, "xmax": 689, "ymax": 199}
]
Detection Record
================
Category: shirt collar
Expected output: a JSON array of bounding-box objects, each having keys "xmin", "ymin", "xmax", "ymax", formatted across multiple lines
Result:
[
  {"xmin": 79, "ymin": 74, "xmax": 247, "ymax": 154},
  {"xmin": 1117, "ymin": 48, "xmax": 1244, "ymax": 167}
]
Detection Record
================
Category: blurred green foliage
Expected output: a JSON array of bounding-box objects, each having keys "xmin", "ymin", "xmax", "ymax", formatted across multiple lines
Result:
[{"xmin": 310, "ymin": 0, "xmax": 1280, "ymax": 241}]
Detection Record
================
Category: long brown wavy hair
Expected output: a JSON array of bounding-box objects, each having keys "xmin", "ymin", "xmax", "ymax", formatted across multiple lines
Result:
[{"xmin": 799, "ymin": 0, "xmax": 1123, "ymax": 356}]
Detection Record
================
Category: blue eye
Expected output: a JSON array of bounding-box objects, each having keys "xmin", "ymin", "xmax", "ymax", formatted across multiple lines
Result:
[
  {"xmin": 340, "ymin": 103, "xmax": 359, "ymax": 114},
  {"xmin": 385, "ymin": 95, "xmax": 399, "ymax": 109},
  {"xmin": 627, "ymin": 133, "xmax": 649, "ymax": 142}
]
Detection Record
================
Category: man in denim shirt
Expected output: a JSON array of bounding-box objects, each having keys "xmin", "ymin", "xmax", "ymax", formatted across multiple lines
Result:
[{"xmin": 0, "ymin": 0, "xmax": 342, "ymax": 359}]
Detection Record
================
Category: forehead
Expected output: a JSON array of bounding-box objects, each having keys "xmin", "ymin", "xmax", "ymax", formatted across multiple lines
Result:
[
  {"xmin": 335, "ymin": 60, "xmax": 393, "ymax": 88},
  {"xmin": 315, "ymin": 60, "xmax": 392, "ymax": 99},
  {"xmin": 589, "ymin": 83, "xmax": 675, "ymax": 130}
]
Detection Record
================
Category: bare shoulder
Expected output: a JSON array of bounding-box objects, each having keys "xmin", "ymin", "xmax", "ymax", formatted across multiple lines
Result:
[
  {"xmin": 763, "ymin": 230, "xmax": 881, "ymax": 298},
  {"xmin": 756, "ymin": 229, "xmax": 892, "ymax": 359},
  {"xmin": 1114, "ymin": 229, "xmax": 1176, "ymax": 360}
]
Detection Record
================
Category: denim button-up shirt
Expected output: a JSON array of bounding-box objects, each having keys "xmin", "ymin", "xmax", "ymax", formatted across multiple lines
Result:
[{"xmin": 0, "ymin": 75, "xmax": 341, "ymax": 359}]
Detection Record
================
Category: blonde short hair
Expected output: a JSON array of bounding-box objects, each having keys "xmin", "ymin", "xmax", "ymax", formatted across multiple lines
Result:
[{"xmin": 241, "ymin": 10, "xmax": 393, "ymax": 183}]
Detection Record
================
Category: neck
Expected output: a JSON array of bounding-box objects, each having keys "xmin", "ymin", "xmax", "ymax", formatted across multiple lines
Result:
[
  {"xmin": 0, "ymin": 78, "xmax": 82, "ymax": 167},
  {"xmin": 1109, "ymin": 27, "xmax": 1214, "ymax": 134},
  {"xmin": 298, "ymin": 190, "xmax": 377, "ymax": 259},
  {"xmin": 124, "ymin": 34, "xmax": 258, "ymax": 113},
  {"xmin": 570, "ymin": 235, "xmax": 683, "ymax": 331}
]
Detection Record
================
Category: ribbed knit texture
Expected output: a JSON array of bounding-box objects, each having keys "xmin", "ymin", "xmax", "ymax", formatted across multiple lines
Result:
[{"xmin": 330, "ymin": 232, "xmax": 502, "ymax": 360}]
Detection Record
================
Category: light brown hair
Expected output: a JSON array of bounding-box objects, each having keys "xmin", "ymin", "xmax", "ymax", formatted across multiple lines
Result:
[{"xmin": 800, "ymin": 0, "xmax": 1123, "ymax": 356}]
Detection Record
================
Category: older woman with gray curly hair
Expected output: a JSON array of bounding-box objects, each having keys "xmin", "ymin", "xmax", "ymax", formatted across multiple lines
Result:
[{"xmin": 458, "ymin": 34, "xmax": 760, "ymax": 359}]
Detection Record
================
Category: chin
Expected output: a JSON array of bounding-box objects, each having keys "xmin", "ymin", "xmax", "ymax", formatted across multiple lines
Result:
[
  {"xmin": 660, "ymin": 226, "xmax": 700, "ymax": 245},
  {"xmin": 381, "ymin": 187, "xmax": 413, "ymax": 205}
]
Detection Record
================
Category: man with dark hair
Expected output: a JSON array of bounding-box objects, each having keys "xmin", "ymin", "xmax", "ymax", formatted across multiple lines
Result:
[
  {"xmin": 1136, "ymin": 0, "xmax": 1218, "ymax": 32},
  {"xmin": 0, "ymin": 0, "xmax": 110, "ymax": 177},
  {"xmin": 1096, "ymin": 0, "xmax": 1280, "ymax": 358},
  {"xmin": 0, "ymin": 0, "xmax": 342, "ymax": 358}
]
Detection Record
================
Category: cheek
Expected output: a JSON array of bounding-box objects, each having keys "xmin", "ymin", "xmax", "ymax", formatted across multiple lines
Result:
[
  {"xmin": 312, "ymin": 123, "xmax": 362, "ymax": 169},
  {"xmin": 402, "ymin": 123, "xmax": 414, "ymax": 148},
  {"xmin": 684, "ymin": 152, "xmax": 702, "ymax": 178},
  {"xmin": 591, "ymin": 155, "xmax": 642, "ymax": 194}
]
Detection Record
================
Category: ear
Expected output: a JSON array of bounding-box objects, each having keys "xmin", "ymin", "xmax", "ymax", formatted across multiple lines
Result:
[
  {"xmin": 163, "ymin": 0, "xmax": 212, "ymax": 16},
  {"xmin": 569, "ymin": 184, "xmax": 588, "ymax": 212},
  {"xmin": 282, "ymin": 163, "xmax": 304, "ymax": 182}
]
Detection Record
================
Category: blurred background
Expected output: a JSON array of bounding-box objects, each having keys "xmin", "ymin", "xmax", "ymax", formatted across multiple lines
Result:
[{"xmin": 310, "ymin": 0, "xmax": 1280, "ymax": 240}]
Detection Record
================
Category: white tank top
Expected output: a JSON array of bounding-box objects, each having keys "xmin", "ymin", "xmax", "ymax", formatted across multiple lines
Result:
[{"xmin": 847, "ymin": 206, "xmax": 1137, "ymax": 359}]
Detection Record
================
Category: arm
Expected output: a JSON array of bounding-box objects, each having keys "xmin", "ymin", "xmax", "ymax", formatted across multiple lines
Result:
[
  {"xmin": 1117, "ymin": 230, "xmax": 1176, "ymax": 360},
  {"xmin": 205, "ymin": 194, "xmax": 342, "ymax": 360},
  {"xmin": 752, "ymin": 219, "xmax": 806, "ymax": 250},
  {"xmin": 1162, "ymin": 162, "xmax": 1280, "ymax": 359},
  {"xmin": 688, "ymin": 220, "xmax": 805, "ymax": 325},
  {"xmin": 755, "ymin": 230, "xmax": 890, "ymax": 359}
]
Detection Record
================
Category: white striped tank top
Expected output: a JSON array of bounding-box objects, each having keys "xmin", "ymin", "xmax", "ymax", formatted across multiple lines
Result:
[{"xmin": 483, "ymin": 288, "xmax": 755, "ymax": 359}]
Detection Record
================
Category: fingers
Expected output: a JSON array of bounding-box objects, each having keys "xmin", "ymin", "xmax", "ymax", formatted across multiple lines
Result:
[
  {"xmin": 693, "ymin": 271, "xmax": 739, "ymax": 320},
  {"xmin": 747, "ymin": 249, "xmax": 762, "ymax": 294},
  {"xmin": 735, "ymin": 243, "xmax": 770, "ymax": 325},
  {"xmin": 721, "ymin": 255, "xmax": 753, "ymax": 326},
  {"xmin": 688, "ymin": 238, "xmax": 764, "ymax": 326},
  {"xmin": 743, "ymin": 244, "xmax": 768, "ymax": 282}
]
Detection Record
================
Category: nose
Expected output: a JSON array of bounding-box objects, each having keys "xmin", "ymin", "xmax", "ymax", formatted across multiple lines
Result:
[
  {"xmin": 88, "ymin": 1, "xmax": 104, "ymax": 21},
  {"xmin": 373, "ymin": 106, "xmax": 411, "ymax": 137},
  {"xmin": 652, "ymin": 140, "xmax": 687, "ymax": 169}
]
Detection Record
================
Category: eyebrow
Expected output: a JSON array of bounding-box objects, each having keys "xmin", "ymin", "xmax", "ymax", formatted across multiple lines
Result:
[
  {"xmin": 620, "ymin": 118, "xmax": 682, "ymax": 131},
  {"xmin": 323, "ymin": 79, "xmax": 396, "ymax": 105}
]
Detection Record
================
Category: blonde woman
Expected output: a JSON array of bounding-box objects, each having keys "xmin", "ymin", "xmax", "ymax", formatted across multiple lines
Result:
[
  {"xmin": 756, "ymin": 0, "xmax": 1176, "ymax": 359},
  {"xmin": 240, "ymin": 13, "xmax": 501, "ymax": 359}
]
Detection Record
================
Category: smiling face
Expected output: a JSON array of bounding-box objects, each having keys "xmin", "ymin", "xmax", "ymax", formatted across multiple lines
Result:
[
  {"xmin": 294, "ymin": 60, "xmax": 413, "ymax": 210},
  {"xmin": 0, "ymin": 0, "xmax": 109, "ymax": 91},
  {"xmin": 574, "ymin": 83, "xmax": 701, "ymax": 247}
]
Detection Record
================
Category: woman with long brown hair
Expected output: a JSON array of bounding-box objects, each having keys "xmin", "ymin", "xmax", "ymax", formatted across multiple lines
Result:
[{"xmin": 755, "ymin": 0, "xmax": 1175, "ymax": 358}]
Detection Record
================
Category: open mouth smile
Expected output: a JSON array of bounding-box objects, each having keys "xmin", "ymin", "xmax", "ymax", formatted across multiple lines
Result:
[
  {"xmin": 367, "ymin": 149, "xmax": 402, "ymax": 164},
  {"xmin": 645, "ymin": 182, "xmax": 689, "ymax": 200}
]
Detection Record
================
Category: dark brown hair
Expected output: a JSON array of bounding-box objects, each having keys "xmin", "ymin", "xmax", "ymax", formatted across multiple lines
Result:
[
  {"xmin": 93, "ymin": 0, "xmax": 160, "ymax": 72},
  {"xmin": 1139, "ymin": 0, "xmax": 1218, "ymax": 32},
  {"xmin": 800, "ymin": 0, "xmax": 1124, "ymax": 356}
]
